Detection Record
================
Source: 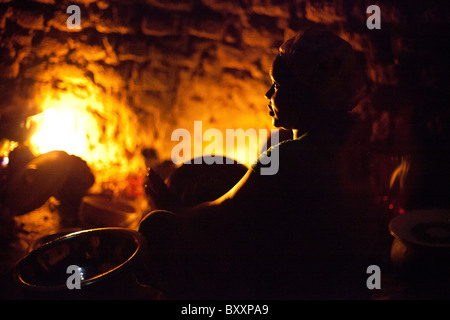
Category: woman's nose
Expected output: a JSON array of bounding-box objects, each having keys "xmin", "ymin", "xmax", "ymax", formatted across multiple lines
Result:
[{"xmin": 265, "ymin": 84, "xmax": 275, "ymax": 99}]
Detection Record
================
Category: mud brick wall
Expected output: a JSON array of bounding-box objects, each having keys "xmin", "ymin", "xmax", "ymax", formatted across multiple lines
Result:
[{"xmin": 0, "ymin": 0, "xmax": 449, "ymax": 206}]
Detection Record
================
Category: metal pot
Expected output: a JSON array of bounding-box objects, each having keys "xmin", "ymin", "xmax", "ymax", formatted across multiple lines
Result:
[
  {"xmin": 14, "ymin": 227, "xmax": 159, "ymax": 299},
  {"xmin": 389, "ymin": 210, "xmax": 450, "ymax": 287}
]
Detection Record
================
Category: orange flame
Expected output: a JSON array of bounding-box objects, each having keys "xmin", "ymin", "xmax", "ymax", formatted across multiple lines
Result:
[
  {"xmin": 26, "ymin": 66, "xmax": 273, "ymax": 196},
  {"xmin": 28, "ymin": 87, "xmax": 146, "ymax": 195}
]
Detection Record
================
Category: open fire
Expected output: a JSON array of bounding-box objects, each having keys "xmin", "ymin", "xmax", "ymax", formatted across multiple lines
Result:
[
  {"xmin": 27, "ymin": 84, "xmax": 146, "ymax": 194},
  {"xmin": 24, "ymin": 89, "xmax": 271, "ymax": 200}
]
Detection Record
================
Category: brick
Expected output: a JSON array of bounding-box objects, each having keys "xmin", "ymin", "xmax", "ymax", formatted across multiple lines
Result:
[
  {"xmin": 305, "ymin": 0, "xmax": 346, "ymax": 24},
  {"xmin": 141, "ymin": 8, "xmax": 181, "ymax": 37},
  {"xmin": 69, "ymin": 43, "xmax": 106, "ymax": 62},
  {"xmin": 101, "ymin": 35, "xmax": 119, "ymax": 65},
  {"xmin": 86, "ymin": 62, "xmax": 125, "ymax": 91},
  {"xmin": 34, "ymin": 37, "xmax": 69, "ymax": 57},
  {"xmin": 241, "ymin": 14, "xmax": 284, "ymax": 48},
  {"xmin": 145, "ymin": 0, "xmax": 193, "ymax": 12},
  {"xmin": 250, "ymin": 0, "xmax": 290, "ymax": 19},
  {"xmin": 10, "ymin": 9, "xmax": 45, "ymax": 30},
  {"xmin": 117, "ymin": 37, "xmax": 149, "ymax": 62},
  {"xmin": 90, "ymin": 3, "xmax": 139, "ymax": 34},
  {"xmin": 187, "ymin": 5, "xmax": 226, "ymax": 40},
  {"xmin": 201, "ymin": 0, "xmax": 244, "ymax": 15},
  {"xmin": 147, "ymin": 36, "xmax": 191, "ymax": 64}
]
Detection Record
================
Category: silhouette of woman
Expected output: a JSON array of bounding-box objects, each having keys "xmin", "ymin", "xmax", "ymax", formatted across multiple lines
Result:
[{"xmin": 140, "ymin": 28, "xmax": 369, "ymax": 299}]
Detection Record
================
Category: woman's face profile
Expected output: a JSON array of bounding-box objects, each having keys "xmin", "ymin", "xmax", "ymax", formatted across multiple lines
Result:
[{"xmin": 265, "ymin": 56, "xmax": 306, "ymax": 130}]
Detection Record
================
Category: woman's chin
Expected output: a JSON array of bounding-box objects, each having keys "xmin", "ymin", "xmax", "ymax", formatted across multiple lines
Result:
[{"xmin": 272, "ymin": 118, "xmax": 290, "ymax": 130}]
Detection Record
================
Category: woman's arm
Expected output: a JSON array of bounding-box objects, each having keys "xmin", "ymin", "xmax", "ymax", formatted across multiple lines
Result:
[
  {"xmin": 145, "ymin": 164, "xmax": 272, "ymax": 220},
  {"xmin": 184, "ymin": 167, "xmax": 255, "ymax": 217}
]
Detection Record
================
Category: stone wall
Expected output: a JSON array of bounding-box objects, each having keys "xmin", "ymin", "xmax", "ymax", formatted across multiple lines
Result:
[{"xmin": 0, "ymin": 0, "xmax": 449, "ymax": 204}]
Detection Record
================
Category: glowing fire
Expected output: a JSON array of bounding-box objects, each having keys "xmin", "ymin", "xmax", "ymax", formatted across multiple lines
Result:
[
  {"xmin": 26, "ymin": 66, "xmax": 272, "ymax": 197},
  {"xmin": 28, "ymin": 89, "xmax": 146, "ymax": 194},
  {"xmin": 30, "ymin": 97, "xmax": 94, "ymax": 156}
]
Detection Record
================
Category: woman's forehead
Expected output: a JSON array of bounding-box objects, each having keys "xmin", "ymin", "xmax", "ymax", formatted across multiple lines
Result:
[{"xmin": 270, "ymin": 56, "xmax": 297, "ymax": 84}]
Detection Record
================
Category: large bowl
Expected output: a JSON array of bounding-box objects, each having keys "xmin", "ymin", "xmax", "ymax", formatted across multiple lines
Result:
[
  {"xmin": 13, "ymin": 228, "xmax": 156, "ymax": 299},
  {"xmin": 389, "ymin": 210, "xmax": 450, "ymax": 289},
  {"xmin": 166, "ymin": 156, "xmax": 247, "ymax": 206}
]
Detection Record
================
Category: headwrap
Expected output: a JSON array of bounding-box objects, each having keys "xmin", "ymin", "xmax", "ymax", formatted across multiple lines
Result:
[{"xmin": 278, "ymin": 28, "xmax": 366, "ymax": 112}]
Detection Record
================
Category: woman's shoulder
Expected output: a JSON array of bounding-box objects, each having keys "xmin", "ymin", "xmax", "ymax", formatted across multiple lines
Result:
[
  {"xmin": 266, "ymin": 132, "xmax": 308, "ymax": 156},
  {"xmin": 251, "ymin": 133, "xmax": 309, "ymax": 175}
]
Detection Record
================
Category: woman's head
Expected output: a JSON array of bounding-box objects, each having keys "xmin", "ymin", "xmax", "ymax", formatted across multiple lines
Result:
[{"xmin": 266, "ymin": 28, "xmax": 366, "ymax": 131}]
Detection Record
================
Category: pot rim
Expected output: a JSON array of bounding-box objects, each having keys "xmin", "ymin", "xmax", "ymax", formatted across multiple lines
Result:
[
  {"xmin": 389, "ymin": 209, "xmax": 450, "ymax": 248},
  {"xmin": 14, "ymin": 227, "xmax": 143, "ymax": 292}
]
